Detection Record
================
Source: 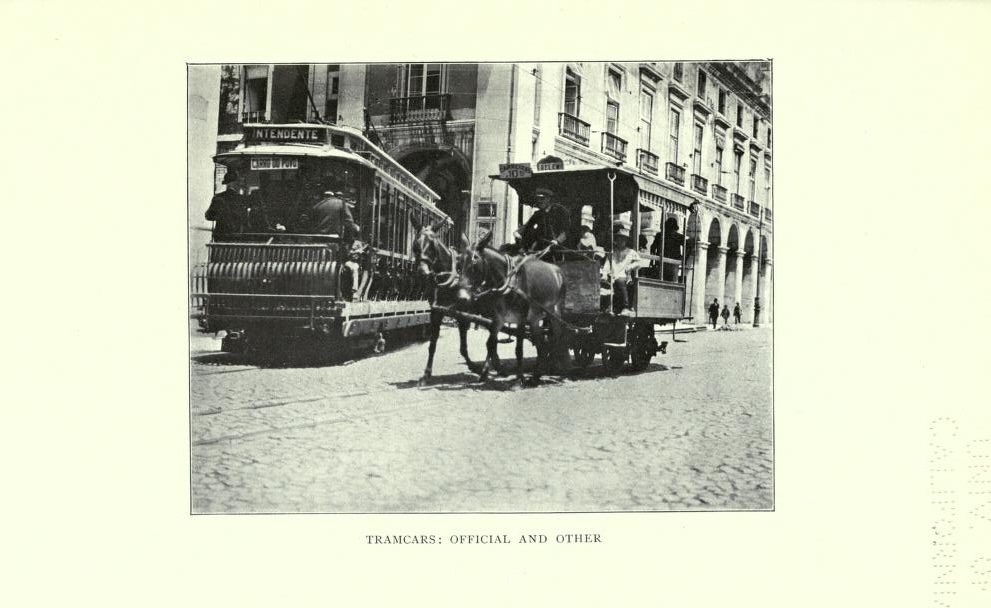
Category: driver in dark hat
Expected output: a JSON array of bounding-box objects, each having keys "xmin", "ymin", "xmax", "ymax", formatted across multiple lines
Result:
[
  {"xmin": 205, "ymin": 169, "xmax": 250, "ymax": 241},
  {"xmin": 514, "ymin": 186, "xmax": 570, "ymax": 253}
]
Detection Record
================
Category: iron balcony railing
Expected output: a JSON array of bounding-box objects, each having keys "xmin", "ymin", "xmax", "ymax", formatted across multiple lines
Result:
[
  {"xmin": 712, "ymin": 184, "xmax": 728, "ymax": 202},
  {"xmin": 242, "ymin": 110, "xmax": 266, "ymax": 123},
  {"xmin": 389, "ymin": 94, "xmax": 452, "ymax": 124},
  {"xmin": 691, "ymin": 173, "xmax": 708, "ymax": 195},
  {"xmin": 665, "ymin": 162, "xmax": 686, "ymax": 186},
  {"xmin": 749, "ymin": 201, "xmax": 761, "ymax": 217},
  {"xmin": 732, "ymin": 193, "xmax": 745, "ymax": 210},
  {"xmin": 636, "ymin": 149, "xmax": 659, "ymax": 175},
  {"xmin": 558, "ymin": 112, "xmax": 590, "ymax": 146},
  {"xmin": 601, "ymin": 132, "xmax": 628, "ymax": 162}
]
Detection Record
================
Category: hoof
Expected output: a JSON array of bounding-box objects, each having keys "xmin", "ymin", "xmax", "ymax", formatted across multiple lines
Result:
[{"xmin": 417, "ymin": 377, "xmax": 429, "ymax": 387}]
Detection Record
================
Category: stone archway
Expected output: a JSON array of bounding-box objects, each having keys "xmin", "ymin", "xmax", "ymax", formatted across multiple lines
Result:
[
  {"xmin": 740, "ymin": 228, "xmax": 758, "ymax": 322},
  {"xmin": 703, "ymin": 218, "xmax": 725, "ymax": 320},
  {"xmin": 724, "ymin": 224, "xmax": 742, "ymax": 314},
  {"xmin": 390, "ymin": 145, "xmax": 472, "ymax": 237}
]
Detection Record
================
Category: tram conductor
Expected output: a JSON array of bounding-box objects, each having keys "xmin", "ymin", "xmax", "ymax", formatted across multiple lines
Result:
[
  {"xmin": 205, "ymin": 169, "xmax": 249, "ymax": 240},
  {"xmin": 514, "ymin": 187, "xmax": 570, "ymax": 253}
]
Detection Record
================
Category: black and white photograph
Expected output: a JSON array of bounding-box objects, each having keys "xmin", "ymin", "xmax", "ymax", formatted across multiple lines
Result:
[
  {"xmin": 188, "ymin": 61, "xmax": 774, "ymax": 513},
  {"xmin": 8, "ymin": 1, "xmax": 991, "ymax": 606}
]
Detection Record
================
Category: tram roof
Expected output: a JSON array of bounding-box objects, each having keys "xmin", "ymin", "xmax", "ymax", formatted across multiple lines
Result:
[
  {"xmin": 492, "ymin": 164, "xmax": 697, "ymax": 214},
  {"xmin": 215, "ymin": 144, "xmax": 375, "ymax": 167},
  {"xmin": 217, "ymin": 123, "xmax": 441, "ymax": 204}
]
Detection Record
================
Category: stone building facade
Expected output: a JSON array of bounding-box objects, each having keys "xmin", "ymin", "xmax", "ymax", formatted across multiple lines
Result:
[{"xmin": 211, "ymin": 61, "xmax": 772, "ymax": 324}]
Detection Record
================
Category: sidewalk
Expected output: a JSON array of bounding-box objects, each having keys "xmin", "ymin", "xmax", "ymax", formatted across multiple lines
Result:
[{"xmin": 668, "ymin": 321, "xmax": 770, "ymax": 333}]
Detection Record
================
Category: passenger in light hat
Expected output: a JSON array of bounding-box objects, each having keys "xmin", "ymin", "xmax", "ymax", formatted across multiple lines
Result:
[{"xmin": 601, "ymin": 220, "xmax": 643, "ymax": 316}]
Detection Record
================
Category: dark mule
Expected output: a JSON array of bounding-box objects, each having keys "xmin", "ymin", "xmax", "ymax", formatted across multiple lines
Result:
[
  {"xmin": 411, "ymin": 216, "xmax": 480, "ymax": 386},
  {"xmin": 457, "ymin": 232, "xmax": 568, "ymax": 387}
]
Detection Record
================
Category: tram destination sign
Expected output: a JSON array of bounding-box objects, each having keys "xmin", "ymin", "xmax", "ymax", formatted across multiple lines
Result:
[
  {"xmin": 250, "ymin": 157, "xmax": 299, "ymax": 171},
  {"xmin": 245, "ymin": 126, "xmax": 324, "ymax": 144},
  {"xmin": 498, "ymin": 163, "xmax": 533, "ymax": 179}
]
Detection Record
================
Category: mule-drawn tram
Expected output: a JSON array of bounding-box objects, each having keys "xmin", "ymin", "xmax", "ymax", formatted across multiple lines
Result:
[
  {"xmin": 191, "ymin": 122, "xmax": 452, "ymax": 355},
  {"xmin": 498, "ymin": 164, "xmax": 694, "ymax": 372},
  {"xmin": 424, "ymin": 162, "xmax": 694, "ymax": 379}
]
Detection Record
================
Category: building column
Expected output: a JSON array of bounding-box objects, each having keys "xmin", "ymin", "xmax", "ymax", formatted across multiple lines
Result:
[
  {"xmin": 712, "ymin": 245, "xmax": 728, "ymax": 306},
  {"xmin": 755, "ymin": 259, "xmax": 770, "ymax": 325},
  {"xmin": 731, "ymin": 251, "xmax": 744, "ymax": 310},
  {"xmin": 762, "ymin": 261, "xmax": 772, "ymax": 324},
  {"xmin": 741, "ymin": 254, "xmax": 757, "ymax": 322},
  {"xmin": 691, "ymin": 241, "xmax": 709, "ymax": 324}
]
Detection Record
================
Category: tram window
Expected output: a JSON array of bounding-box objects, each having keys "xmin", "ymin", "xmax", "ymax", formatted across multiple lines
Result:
[
  {"xmin": 397, "ymin": 195, "xmax": 406, "ymax": 255},
  {"xmin": 390, "ymin": 190, "xmax": 400, "ymax": 253},
  {"xmin": 378, "ymin": 186, "xmax": 391, "ymax": 249},
  {"xmin": 331, "ymin": 134, "xmax": 345, "ymax": 147}
]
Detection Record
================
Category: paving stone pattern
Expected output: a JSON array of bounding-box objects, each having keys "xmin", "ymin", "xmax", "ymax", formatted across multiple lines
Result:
[{"xmin": 190, "ymin": 325, "xmax": 772, "ymax": 513}]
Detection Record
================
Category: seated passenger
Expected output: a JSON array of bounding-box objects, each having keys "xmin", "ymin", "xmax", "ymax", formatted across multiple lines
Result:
[
  {"xmin": 601, "ymin": 221, "xmax": 645, "ymax": 316},
  {"xmin": 577, "ymin": 225, "xmax": 605, "ymax": 260},
  {"xmin": 303, "ymin": 182, "xmax": 361, "ymax": 241}
]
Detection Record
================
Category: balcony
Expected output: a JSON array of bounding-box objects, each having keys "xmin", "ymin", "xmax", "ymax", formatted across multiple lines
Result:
[
  {"xmin": 601, "ymin": 132, "xmax": 628, "ymax": 162},
  {"xmin": 732, "ymin": 193, "xmax": 745, "ymax": 210},
  {"xmin": 665, "ymin": 162, "xmax": 685, "ymax": 186},
  {"xmin": 241, "ymin": 110, "xmax": 266, "ymax": 123},
  {"xmin": 558, "ymin": 112, "xmax": 590, "ymax": 146},
  {"xmin": 749, "ymin": 201, "xmax": 761, "ymax": 218},
  {"xmin": 712, "ymin": 184, "xmax": 728, "ymax": 203},
  {"xmin": 389, "ymin": 94, "xmax": 452, "ymax": 124},
  {"xmin": 690, "ymin": 174, "xmax": 708, "ymax": 195},
  {"xmin": 764, "ymin": 208, "xmax": 772, "ymax": 222},
  {"xmin": 636, "ymin": 149, "xmax": 659, "ymax": 175}
]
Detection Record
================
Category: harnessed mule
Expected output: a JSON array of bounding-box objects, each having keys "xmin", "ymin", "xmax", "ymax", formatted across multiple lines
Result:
[
  {"xmin": 457, "ymin": 232, "xmax": 567, "ymax": 387},
  {"xmin": 411, "ymin": 217, "xmax": 481, "ymax": 386}
]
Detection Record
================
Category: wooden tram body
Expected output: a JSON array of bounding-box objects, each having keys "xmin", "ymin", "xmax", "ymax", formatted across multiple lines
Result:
[
  {"xmin": 191, "ymin": 123, "xmax": 452, "ymax": 354},
  {"xmin": 492, "ymin": 164, "xmax": 694, "ymax": 371}
]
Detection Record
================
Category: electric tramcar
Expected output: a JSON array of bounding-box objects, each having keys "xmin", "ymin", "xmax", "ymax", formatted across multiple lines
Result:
[{"xmin": 191, "ymin": 122, "xmax": 452, "ymax": 355}]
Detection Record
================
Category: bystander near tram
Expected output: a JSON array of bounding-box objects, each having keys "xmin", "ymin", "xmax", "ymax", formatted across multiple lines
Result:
[{"xmin": 191, "ymin": 122, "xmax": 452, "ymax": 356}]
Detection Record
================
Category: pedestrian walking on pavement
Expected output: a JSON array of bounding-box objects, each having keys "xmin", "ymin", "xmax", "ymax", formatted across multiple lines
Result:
[
  {"xmin": 721, "ymin": 304, "xmax": 731, "ymax": 327},
  {"xmin": 733, "ymin": 302, "xmax": 742, "ymax": 324},
  {"xmin": 708, "ymin": 298, "xmax": 720, "ymax": 329}
]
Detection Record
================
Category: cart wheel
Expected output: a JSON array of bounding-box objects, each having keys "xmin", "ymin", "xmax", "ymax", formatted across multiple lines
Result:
[
  {"xmin": 604, "ymin": 348, "xmax": 627, "ymax": 374},
  {"xmin": 628, "ymin": 322, "xmax": 656, "ymax": 372},
  {"xmin": 630, "ymin": 347, "xmax": 652, "ymax": 371},
  {"xmin": 572, "ymin": 346, "xmax": 595, "ymax": 368}
]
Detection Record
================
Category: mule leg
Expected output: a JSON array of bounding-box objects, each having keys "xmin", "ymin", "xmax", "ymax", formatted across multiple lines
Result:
[
  {"xmin": 515, "ymin": 323, "xmax": 526, "ymax": 387},
  {"xmin": 478, "ymin": 320, "xmax": 501, "ymax": 381},
  {"xmin": 525, "ymin": 314, "xmax": 552, "ymax": 386},
  {"xmin": 457, "ymin": 319, "xmax": 481, "ymax": 375},
  {"xmin": 418, "ymin": 310, "xmax": 442, "ymax": 386}
]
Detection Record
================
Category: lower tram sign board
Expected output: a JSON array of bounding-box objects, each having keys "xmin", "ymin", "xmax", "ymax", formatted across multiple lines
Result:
[{"xmin": 250, "ymin": 157, "xmax": 299, "ymax": 171}]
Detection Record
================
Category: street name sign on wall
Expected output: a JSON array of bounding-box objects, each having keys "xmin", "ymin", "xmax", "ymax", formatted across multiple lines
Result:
[{"xmin": 499, "ymin": 163, "xmax": 533, "ymax": 179}]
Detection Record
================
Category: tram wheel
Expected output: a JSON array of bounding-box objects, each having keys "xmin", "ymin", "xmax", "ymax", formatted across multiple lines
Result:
[
  {"xmin": 604, "ymin": 348, "xmax": 627, "ymax": 374},
  {"xmin": 628, "ymin": 322, "xmax": 656, "ymax": 372},
  {"xmin": 572, "ymin": 346, "xmax": 595, "ymax": 368}
]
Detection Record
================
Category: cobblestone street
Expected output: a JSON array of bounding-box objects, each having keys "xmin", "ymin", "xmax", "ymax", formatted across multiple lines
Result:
[{"xmin": 189, "ymin": 324, "xmax": 772, "ymax": 513}]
